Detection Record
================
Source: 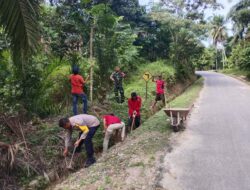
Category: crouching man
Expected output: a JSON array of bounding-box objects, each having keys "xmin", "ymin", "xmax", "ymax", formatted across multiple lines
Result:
[
  {"xmin": 59, "ymin": 114, "xmax": 100, "ymax": 168},
  {"xmin": 102, "ymin": 114, "xmax": 125, "ymax": 153}
]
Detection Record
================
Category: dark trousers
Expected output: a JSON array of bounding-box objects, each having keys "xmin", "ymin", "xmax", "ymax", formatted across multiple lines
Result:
[
  {"xmin": 72, "ymin": 93, "xmax": 88, "ymax": 115},
  {"xmin": 128, "ymin": 115, "xmax": 141, "ymax": 130},
  {"xmin": 114, "ymin": 85, "xmax": 124, "ymax": 103},
  {"xmin": 75, "ymin": 125, "xmax": 99, "ymax": 160}
]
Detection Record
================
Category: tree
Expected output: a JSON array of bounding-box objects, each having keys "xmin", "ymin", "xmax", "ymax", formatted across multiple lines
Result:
[
  {"xmin": 0, "ymin": 0, "xmax": 40, "ymax": 72},
  {"xmin": 91, "ymin": 4, "xmax": 139, "ymax": 100},
  {"xmin": 42, "ymin": 2, "xmax": 86, "ymax": 59},
  {"xmin": 195, "ymin": 48, "xmax": 216, "ymax": 70},
  {"xmin": 0, "ymin": 0, "xmax": 41, "ymax": 112},
  {"xmin": 227, "ymin": 0, "xmax": 250, "ymax": 43},
  {"xmin": 150, "ymin": 10, "xmax": 205, "ymax": 79},
  {"xmin": 160, "ymin": 0, "xmax": 222, "ymax": 21},
  {"xmin": 210, "ymin": 15, "xmax": 227, "ymax": 70},
  {"xmin": 110, "ymin": 0, "xmax": 146, "ymax": 26},
  {"xmin": 229, "ymin": 42, "xmax": 250, "ymax": 70}
]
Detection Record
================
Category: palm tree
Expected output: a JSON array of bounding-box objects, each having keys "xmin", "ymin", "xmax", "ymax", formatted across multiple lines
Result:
[
  {"xmin": 227, "ymin": 0, "xmax": 250, "ymax": 43},
  {"xmin": 211, "ymin": 15, "xmax": 227, "ymax": 70},
  {"xmin": 0, "ymin": 0, "xmax": 40, "ymax": 73}
]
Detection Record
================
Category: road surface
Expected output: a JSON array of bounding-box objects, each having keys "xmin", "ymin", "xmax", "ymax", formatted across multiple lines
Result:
[{"xmin": 160, "ymin": 71, "xmax": 250, "ymax": 190}]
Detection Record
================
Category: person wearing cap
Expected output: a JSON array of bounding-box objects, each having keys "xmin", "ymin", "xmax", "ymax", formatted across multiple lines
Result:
[
  {"xmin": 102, "ymin": 114, "xmax": 125, "ymax": 153},
  {"xmin": 110, "ymin": 66, "xmax": 126, "ymax": 103},
  {"xmin": 59, "ymin": 114, "xmax": 100, "ymax": 168},
  {"xmin": 128, "ymin": 92, "xmax": 142, "ymax": 130},
  {"xmin": 69, "ymin": 65, "xmax": 89, "ymax": 115}
]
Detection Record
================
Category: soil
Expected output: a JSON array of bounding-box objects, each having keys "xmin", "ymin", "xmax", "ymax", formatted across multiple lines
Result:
[
  {"xmin": 48, "ymin": 130, "xmax": 173, "ymax": 190},
  {"xmin": 0, "ymin": 77, "xmax": 197, "ymax": 190}
]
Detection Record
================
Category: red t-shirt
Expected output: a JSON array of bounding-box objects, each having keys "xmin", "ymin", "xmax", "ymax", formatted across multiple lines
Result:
[
  {"xmin": 70, "ymin": 74, "xmax": 84, "ymax": 94},
  {"xmin": 128, "ymin": 96, "xmax": 142, "ymax": 116},
  {"xmin": 156, "ymin": 80, "xmax": 165, "ymax": 94},
  {"xmin": 103, "ymin": 115, "xmax": 121, "ymax": 128}
]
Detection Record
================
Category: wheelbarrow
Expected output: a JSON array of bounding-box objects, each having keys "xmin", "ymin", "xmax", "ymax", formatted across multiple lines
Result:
[{"xmin": 163, "ymin": 105, "xmax": 193, "ymax": 132}]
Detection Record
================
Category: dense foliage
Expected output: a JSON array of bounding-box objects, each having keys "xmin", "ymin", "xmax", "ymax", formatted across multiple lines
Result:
[
  {"xmin": 229, "ymin": 42, "xmax": 250, "ymax": 70},
  {"xmin": 223, "ymin": 0, "xmax": 250, "ymax": 72},
  {"xmin": 0, "ymin": 0, "xmax": 214, "ymax": 117},
  {"xmin": 0, "ymin": 0, "xmax": 224, "ymax": 189}
]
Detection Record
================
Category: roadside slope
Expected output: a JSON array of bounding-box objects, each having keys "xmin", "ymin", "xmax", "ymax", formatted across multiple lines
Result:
[{"xmin": 49, "ymin": 78, "xmax": 204, "ymax": 190}]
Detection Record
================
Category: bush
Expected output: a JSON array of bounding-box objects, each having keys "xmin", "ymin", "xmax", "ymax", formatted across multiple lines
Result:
[
  {"xmin": 229, "ymin": 42, "xmax": 250, "ymax": 70},
  {"xmin": 124, "ymin": 60, "xmax": 176, "ymax": 100}
]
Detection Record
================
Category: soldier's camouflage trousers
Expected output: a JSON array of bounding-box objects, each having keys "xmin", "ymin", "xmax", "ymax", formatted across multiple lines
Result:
[{"xmin": 114, "ymin": 85, "xmax": 124, "ymax": 103}]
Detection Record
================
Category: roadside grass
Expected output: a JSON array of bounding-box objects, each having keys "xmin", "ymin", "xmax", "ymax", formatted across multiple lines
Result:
[
  {"xmin": 10, "ymin": 61, "xmax": 202, "ymax": 189},
  {"xmin": 139, "ymin": 77, "xmax": 204, "ymax": 133},
  {"xmin": 221, "ymin": 68, "xmax": 250, "ymax": 80},
  {"xmin": 51, "ymin": 76, "xmax": 204, "ymax": 190},
  {"xmin": 124, "ymin": 60, "xmax": 176, "ymax": 99},
  {"xmin": 169, "ymin": 78, "xmax": 204, "ymax": 108},
  {"xmin": 124, "ymin": 60, "xmax": 176, "ymax": 111}
]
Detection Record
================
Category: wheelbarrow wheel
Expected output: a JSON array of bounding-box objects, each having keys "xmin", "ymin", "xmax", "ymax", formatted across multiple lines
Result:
[
  {"xmin": 180, "ymin": 120, "xmax": 185, "ymax": 130},
  {"xmin": 173, "ymin": 125, "xmax": 179, "ymax": 132}
]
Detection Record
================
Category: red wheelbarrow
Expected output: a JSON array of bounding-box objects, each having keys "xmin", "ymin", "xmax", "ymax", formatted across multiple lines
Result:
[{"xmin": 163, "ymin": 105, "xmax": 193, "ymax": 132}]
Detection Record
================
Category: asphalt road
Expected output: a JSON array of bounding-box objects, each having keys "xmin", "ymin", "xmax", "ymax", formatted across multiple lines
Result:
[{"xmin": 160, "ymin": 71, "xmax": 250, "ymax": 190}]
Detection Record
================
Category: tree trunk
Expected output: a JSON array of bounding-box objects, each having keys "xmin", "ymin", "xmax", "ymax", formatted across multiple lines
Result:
[
  {"xmin": 222, "ymin": 50, "xmax": 224, "ymax": 70},
  {"xmin": 222, "ymin": 47, "xmax": 227, "ymax": 69},
  {"xmin": 215, "ymin": 48, "xmax": 218, "ymax": 70},
  {"xmin": 89, "ymin": 26, "xmax": 94, "ymax": 103}
]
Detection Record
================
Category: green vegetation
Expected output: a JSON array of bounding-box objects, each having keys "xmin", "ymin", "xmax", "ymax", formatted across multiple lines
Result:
[
  {"xmin": 221, "ymin": 68, "xmax": 250, "ymax": 76},
  {"xmin": 124, "ymin": 60, "xmax": 176, "ymax": 119},
  {"xmin": 221, "ymin": 68, "xmax": 250, "ymax": 81},
  {"xmin": 191, "ymin": 0, "xmax": 250, "ymax": 79},
  {"xmin": 125, "ymin": 60, "xmax": 176, "ymax": 98},
  {"xmin": 170, "ymin": 78, "xmax": 204, "ymax": 108},
  {"xmin": 0, "ymin": 0, "xmax": 212, "ymax": 117},
  {"xmin": 139, "ymin": 77, "xmax": 203, "ymax": 134},
  {"xmin": 52, "ymin": 73, "xmax": 204, "ymax": 190},
  {"xmin": 0, "ymin": 0, "xmax": 219, "ymax": 188}
]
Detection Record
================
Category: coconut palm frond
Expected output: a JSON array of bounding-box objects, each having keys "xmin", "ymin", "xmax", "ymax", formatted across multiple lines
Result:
[
  {"xmin": 227, "ymin": 0, "xmax": 250, "ymax": 19},
  {"xmin": 0, "ymin": 0, "xmax": 40, "ymax": 67}
]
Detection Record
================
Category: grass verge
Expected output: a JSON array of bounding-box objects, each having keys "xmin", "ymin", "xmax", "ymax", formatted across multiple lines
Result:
[
  {"xmin": 221, "ymin": 68, "xmax": 250, "ymax": 81},
  {"xmin": 50, "ymin": 77, "xmax": 204, "ymax": 190}
]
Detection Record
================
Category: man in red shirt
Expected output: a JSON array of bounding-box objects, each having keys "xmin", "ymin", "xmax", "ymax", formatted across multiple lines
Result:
[
  {"xmin": 128, "ymin": 92, "xmax": 142, "ymax": 130},
  {"xmin": 151, "ymin": 75, "xmax": 166, "ymax": 109},
  {"xmin": 69, "ymin": 65, "xmax": 89, "ymax": 115},
  {"xmin": 102, "ymin": 114, "xmax": 125, "ymax": 153}
]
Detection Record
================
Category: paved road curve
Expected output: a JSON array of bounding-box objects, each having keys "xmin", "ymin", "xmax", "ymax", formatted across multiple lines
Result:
[{"xmin": 160, "ymin": 71, "xmax": 250, "ymax": 190}]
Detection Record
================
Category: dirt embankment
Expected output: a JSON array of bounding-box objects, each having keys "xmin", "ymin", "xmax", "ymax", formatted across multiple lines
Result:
[
  {"xmin": 0, "ymin": 76, "xmax": 198, "ymax": 190},
  {"xmin": 47, "ymin": 77, "xmax": 200, "ymax": 190},
  {"xmin": 49, "ymin": 113, "xmax": 172, "ymax": 190}
]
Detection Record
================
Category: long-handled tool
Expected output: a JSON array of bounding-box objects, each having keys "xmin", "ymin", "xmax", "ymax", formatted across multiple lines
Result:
[
  {"xmin": 66, "ymin": 146, "xmax": 77, "ymax": 170},
  {"xmin": 130, "ymin": 113, "xmax": 136, "ymax": 132}
]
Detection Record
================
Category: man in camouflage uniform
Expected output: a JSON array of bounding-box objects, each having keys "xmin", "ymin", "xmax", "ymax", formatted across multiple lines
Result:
[{"xmin": 110, "ymin": 66, "xmax": 125, "ymax": 103}]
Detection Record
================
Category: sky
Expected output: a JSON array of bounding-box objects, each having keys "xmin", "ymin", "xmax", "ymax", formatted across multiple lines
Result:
[{"xmin": 139, "ymin": 0, "xmax": 240, "ymax": 18}]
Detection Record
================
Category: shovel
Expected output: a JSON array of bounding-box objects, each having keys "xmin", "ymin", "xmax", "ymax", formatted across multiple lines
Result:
[{"xmin": 66, "ymin": 145, "xmax": 77, "ymax": 170}]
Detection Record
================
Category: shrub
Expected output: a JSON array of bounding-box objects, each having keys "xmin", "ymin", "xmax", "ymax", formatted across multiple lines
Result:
[{"xmin": 229, "ymin": 42, "xmax": 250, "ymax": 70}]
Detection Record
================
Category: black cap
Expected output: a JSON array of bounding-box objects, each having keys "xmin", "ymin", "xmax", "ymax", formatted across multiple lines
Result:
[
  {"xmin": 72, "ymin": 65, "xmax": 79, "ymax": 75},
  {"xmin": 131, "ymin": 92, "xmax": 137, "ymax": 98}
]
